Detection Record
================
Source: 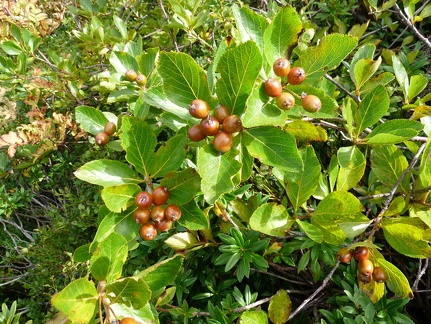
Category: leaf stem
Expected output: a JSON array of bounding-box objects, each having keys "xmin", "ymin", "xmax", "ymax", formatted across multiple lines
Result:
[{"xmin": 324, "ymin": 73, "xmax": 360, "ymax": 103}]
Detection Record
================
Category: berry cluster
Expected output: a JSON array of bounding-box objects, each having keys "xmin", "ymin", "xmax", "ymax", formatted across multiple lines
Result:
[
  {"xmin": 187, "ymin": 99, "xmax": 242, "ymax": 153},
  {"xmin": 337, "ymin": 246, "xmax": 388, "ymax": 283},
  {"xmin": 264, "ymin": 57, "xmax": 322, "ymax": 113},
  {"xmin": 125, "ymin": 69, "xmax": 147, "ymax": 87},
  {"xmin": 95, "ymin": 121, "xmax": 116, "ymax": 146},
  {"xmin": 133, "ymin": 186, "xmax": 181, "ymax": 241}
]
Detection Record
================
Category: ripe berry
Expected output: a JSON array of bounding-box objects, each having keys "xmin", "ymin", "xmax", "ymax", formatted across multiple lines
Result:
[
  {"xmin": 152, "ymin": 186, "xmax": 170, "ymax": 206},
  {"xmin": 155, "ymin": 218, "xmax": 173, "ymax": 232},
  {"xmin": 95, "ymin": 132, "xmax": 110, "ymax": 146},
  {"xmin": 359, "ymin": 273, "xmax": 371, "ymax": 284},
  {"xmin": 133, "ymin": 208, "xmax": 151, "ymax": 224},
  {"xmin": 336, "ymin": 247, "xmax": 353, "ymax": 264},
  {"xmin": 264, "ymin": 78, "xmax": 282, "ymax": 97},
  {"xmin": 187, "ymin": 124, "xmax": 207, "ymax": 142},
  {"xmin": 276, "ymin": 92, "xmax": 295, "ymax": 110},
  {"xmin": 222, "ymin": 115, "xmax": 242, "ymax": 133},
  {"xmin": 150, "ymin": 205, "xmax": 165, "ymax": 222},
  {"xmin": 358, "ymin": 259, "xmax": 374, "ymax": 277},
  {"xmin": 301, "ymin": 94, "xmax": 321, "ymax": 113},
  {"xmin": 213, "ymin": 131, "xmax": 233, "ymax": 153},
  {"xmin": 213, "ymin": 104, "xmax": 230, "ymax": 123},
  {"xmin": 189, "ymin": 99, "xmax": 210, "ymax": 119},
  {"xmin": 352, "ymin": 246, "xmax": 369, "ymax": 262},
  {"xmin": 273, "ymin": 58, "xmax": 291, "ymax": 77},
  {"xmin": 372, "ymin": 267, "xmax": 388, "ymax": 283},
  {"xmin": 164, "ymin": 204, "xmax": 182, "ymax": 222},
  {"xmin": 200, "ymin": 116, "xmax": 220, "ymax": 136},
  {"xmin": 120, "ymin": 318, "xmax": 140, "ymax": 324},
  {"xmin": 135, "ymin": 191, "xmax": 153, "ymax": 209},
  {"xmin": 288, "ymin": 67, "xmax": 306, "ymax": 85},
  {"xmin": 104, "ymin": 122, "xmax": 116, "ymax": 136},
  {"xmin": 125, "ymin": 70, "xmax": 138, "ymax": 82},
  {"xmin": 135, "ymin": 74, "xmax": 147, "ymax": 86},
  {"xmin": 139, "ymin": 223, "xmax": 157, "ymax": 241}
]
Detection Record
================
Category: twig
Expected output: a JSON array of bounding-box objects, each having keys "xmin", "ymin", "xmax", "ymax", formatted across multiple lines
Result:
[
  {"xmin": 413, "ymin": 258, "xmax": 429, "ymax": 292},
  {"xmin": 288, "ymin": 261, "xmax": 340, "ymax": 320},
  {"xmin": 368, "ymin": 142, "xmax": 427, "ymax": 240},
  {"xmin": 393, "ymin": 3, "xmax": 431, "ymax": 50},
  {"xmin": 324, "ymin": 74, "xmax": 360, "ymax": 103}
]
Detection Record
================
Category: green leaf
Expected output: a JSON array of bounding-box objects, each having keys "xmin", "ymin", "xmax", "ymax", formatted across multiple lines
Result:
[
  {"xmin": 243, "ymin": 127, "xmax": 302, "ymax": 172},
  {"xmin": 353, "ymin": 57, "xmax": 382, "ymax": 92},
  {"xmin": 149, "ymin": 135, "xmax": 186, "ymax": 178},
  {"xmin": 274, "ymin": 146, "xmax": 321, "ymax": 212},
  {"xmin": 296, "ymin": 220, "xmax": 323, "ymax": 243},
  {"xmin": 74, "ymin": 159, "xmax": 143, "ymax": 187},
  {"xmin": 242, "ymin": 84, "xmax": 289, "ymax": 128},
  {"xmin": 121, "ymin": 116, "xmax": 156, "ymax": 178},
  {"xmin": 137, "ymin": 47, "xmax": 159, "ymax": 80},
  {"xmin": 336, "ymin": 146, "xmax": 366, "ymax": 191},
  {"xmin": 361, "ymin": 72, "xmax": 395, "ymax": 95},
  {"xmin": 240, "ymin": 310, "xmax": 269, "ymax": 324},
  {"xmin": 143, "ymin": 86, "xmax": 194, "ymax": 122},
  {"xmin": 90, "ymin": 232, "xmax": 128, "ymax": 283},
  {"xmin": 109, "ymin": 51, "xmax": 139, "ymax": 75},
  {"xmin": 264, "ymin": 6, "xmax": 302, "ymax": 66},
  {"xmin": 232, "ymin": 5, "xmax": 268, "ymax": 52},
  {"xmin": 382, "ymin": 217, "xmax": 431, "ymax": 258},
  {"xmin": 110, "ymin": 302, "xmax": 156, "ymax": 323},
  {"xmin": 0, "ymin": 40, "xmax": 22, "ymax": 55},
  {"xmin": 158, "ymin": 51, "xmax": 213, "ymax": 108},
  {"xmin": 295, "ymin": 34, "xmax": 358, "ymax": 83},
  {"xmin": 105, "ymin": 277, "xmax": 151, "ymax": 309},
  {"xmin": 349, "ymin": 44, "xmax": 376, "ymax": 86},
  {"xmin": 91, "ymin": 208, "xmax": 140, "ymax": 252},
  {"xmin": 160, "ymin": 168, "xmax": 201, "ymax": 205},
  {"xmin": 216, "ymin": 41, "xmax": 263, "ymax": 116},
  {"xmin": 101, "ymin": 184, "xmax": 140, "ymax": 213},
  {"xmin": 414, "ymin": 138, "xmax": 431, "ymax": 195},
  {"xmin": 165, "ymin": 232, "xmax": 201, "ymax": 250},
  {"xmin": 197, "ymin": 144, "xmax": 241, "ymax": 204},
  {"xmin": 249, "ymin": 203, "xmax": 294, "ymax": 236},
  {"xmin": 284, "ymin": 120, "xmax": 328, "ymax": 143},
  {"xmin": 268, "ymin": 290, "xmax": 291, "ymax": 324},
  {"xmin": 392, "ymin": 54, "xmax": 409, "ymax": 100},
  {"xmin": 51, "ymin": 278, "xmax": 98, "ymax": 324},
  {"xmin": 113, "ymin": 16, "xmax": 128, "ymax": 40},
  {"xmin": 362, "ymin": 119, "xmax": 423, "ymax": 144},
  {"xmin": 375, "ymin": 259, "xmax": 413, "ymax": 299},
  {"xmin": 408, "ymin": 74, "xmax": 428, "ymax": 102},
  {"xmin": 370, "ymin": 145, "xmax": 410, "ymax": 193},
  {"xmin": 75, "ymin": 106, "xmax": 109, "ymax": 135},
  {"xmin": 73, "ymin": 244, "xmax": 91, "ymax": 263},
  {"xmin": 410, "ymin": 203, "xmax": 431, "ymax": 229},
  {"xmin": 354, "ymin": 85, "xmax": 389, "ymax": 136},
  {"xmin": 135, "ymin": 254, "xmax": 184, "ymax": 292},
  {"xmin": 178, "ymin": 199, "xmax": 209, "ymax": 230}
]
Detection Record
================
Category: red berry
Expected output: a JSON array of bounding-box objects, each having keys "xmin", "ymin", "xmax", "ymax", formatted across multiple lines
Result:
[
  {"xmin": 135, "ymin": 191, "xmax": 153, "ymax": 209},
  {"xmin": 187, "ymin": 124, "xmax": 207, "ymax": 142},
  {"xmin": 276, "ymin": 92, "xmax": 295, "ymax": 110},
  {"xmin": 95, "ymin": 132, "xmax": 110, "ymax": 146},
  {"xmin": 150, "ymin": 205, "xmax": 165, "ymax": 222},
  {"xmin": 273, "ymin": 58, "xmax": 291, "ymax": 77},
  {"xmin": 213, "ymin": 104, "xmax": 231, "ymax": 123},
  {"xmin": 288, "ymin": 67, "xmax": 306, "ymax": 85},
  {"xmin": 135, "ymin": 74, "xmax": 147, "ymax": 86},
  {"xmin": 189, "ymin": 99, "xmax": 210, "ymax": 119},
  {"xmin": 133, "ymin": 208, "xmax": 151, "ymax": 224},
  {"xmin": 213, "ymin": 131, "xmax": 233, "ymax": 153},
  {"xmin": 164, "ymin": 204, "xmax": 182, "ymax": 222},
  {"xmin": 352, "ymin": 246, "xmax": 369, "ymax": 262},
  {"xmin": 358, "ymin": 259, "xmax": 374, "ymax": 277},
  {"xmin": 337, "ymin": 247, "xmax": 353, "ymax": 263},
  {"xmin": 372, "ymin": 267, "xmax": 387, "ymax": 283},
  {"xmin": 104, "ymin": 122, "xmax": 116, "ymax": 136},
  {"xmin": 264, "ymin": 78, "xmax": 282, "ymax": 97},
  {"xmin": 152, "ymin": 186, "xmax": 170, "ymax": 206},
  {"xmin": 139, "ymin": 223, "xmax": 157, "ymax": 241},
  {"xmin": 301, "ymin": 94, "xmax": 321, "ymax": 113},
  {"xmin": 200, "ymin": 116, "xmax": 220, "ymax": 136},
  {"xmin": 155, "ymin": 218, "xmax": 173, "ymax": 232},
  {"xmin": 125, "ymin": 70, "xmax": 138, "ymax": 82},
  {"xmin": 222, "ymin": 115, "xmax": 242, "ymax": 133}
]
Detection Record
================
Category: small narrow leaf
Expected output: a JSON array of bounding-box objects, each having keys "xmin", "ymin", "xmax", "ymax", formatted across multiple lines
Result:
[
  {"xmin": 216, "ymin": 41, "xmax": 263, "ymax": 116},
  {"xmin": 74, "ymin": 160, "xmax": 143, "ymax": 187},
  {"xmin": 392, "ymin": 54, "xmax": 409, "ymax": 100}
]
